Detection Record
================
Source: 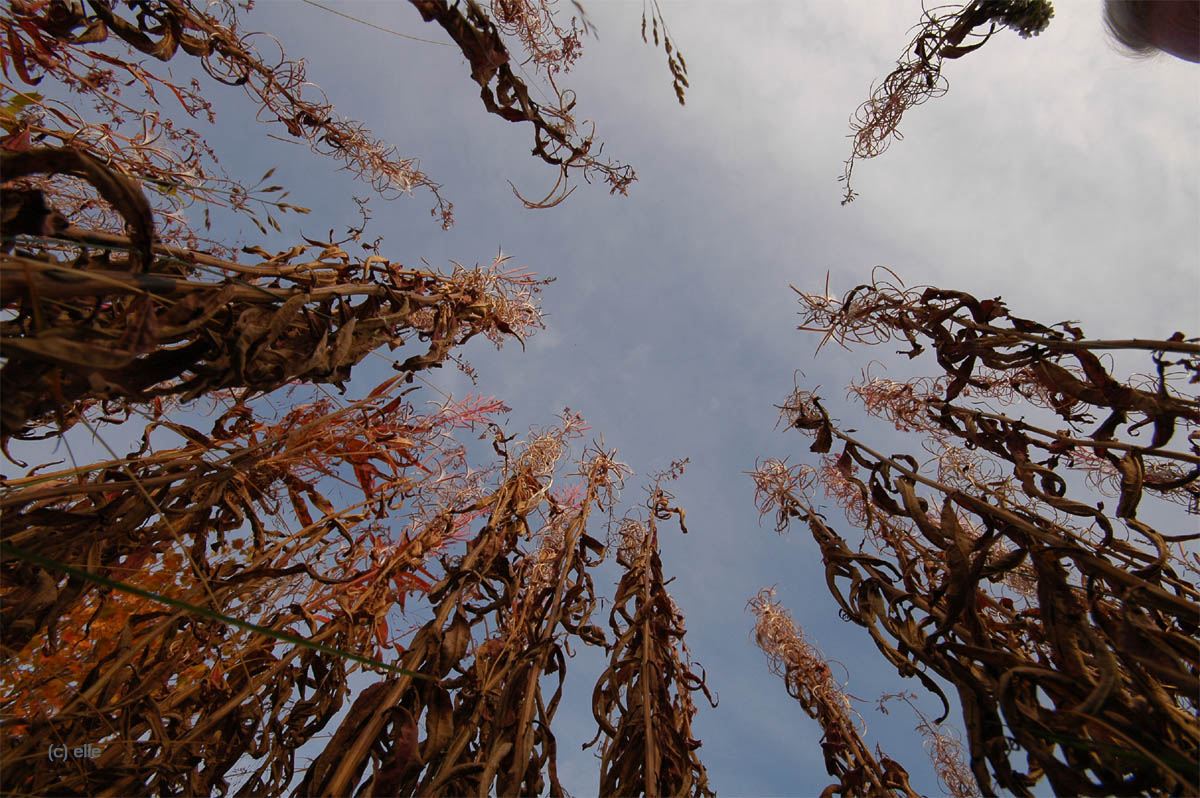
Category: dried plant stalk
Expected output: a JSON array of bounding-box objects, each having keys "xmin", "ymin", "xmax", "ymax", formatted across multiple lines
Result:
[
  {"xmin": 297, "ymin": 416, "xmax": 632, "ymax": 798},
  {"xmin": 1, "ymin": 150, "xmax": 544, "ymax": 443},
  {"xmin": 586, "ymin": 461, "xmax": 716, "ymax": 797},
  {"xmin": 2, "ymin": 0, "xmax": 450, "ymax": 233},
  {"xmin": 840, "ymin": 1, "xmax": 1053, "ymax": 204},
  {"xmin": 1, "ymin": 4, "xmax": 698, "ymax": 795},
  {"xmin": 878, "ymin": 691, "xmax": 981, "ymax": 798},
  {"xmin": 749, "ymin": 589, "xmax": 918, "ymax": 798},
  {"xmin": 409, "ymin": 0, "xmax": 636, "ymax": 208},
  {"xmin": 758, "ymin": 273, "xmax": 1199, "ymax": 796},
  {"xmin": 0, "ymin": 382, "xmax": 508, "ymax": 795}
]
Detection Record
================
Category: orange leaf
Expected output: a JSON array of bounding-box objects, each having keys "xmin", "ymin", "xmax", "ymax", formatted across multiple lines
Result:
[{"xmin": 368, "ymin": 375, "xmax": 404, "ymax": 398}]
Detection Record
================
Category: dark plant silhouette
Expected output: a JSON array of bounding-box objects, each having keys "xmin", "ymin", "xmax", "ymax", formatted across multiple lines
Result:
[
  {"xmin": 753, "ymin": 270, "xmax": 1198, "ymax": 795},
  {"xmin": 840, "ymin": 0, "xmax": 1053, "ymax": 204},
  {"xmin": 1, "ymin": 2, "xmax": 708, "ymax": 795}
]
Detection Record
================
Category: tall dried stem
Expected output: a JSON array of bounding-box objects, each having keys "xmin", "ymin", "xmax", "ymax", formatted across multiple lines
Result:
[{"xmin": 759, "ymin": 273, "xmax": 1199, "ymax": 795}]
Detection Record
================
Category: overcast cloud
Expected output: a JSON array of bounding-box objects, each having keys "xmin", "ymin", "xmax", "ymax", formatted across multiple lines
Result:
[
  {"xmin": 15, "ymin": 1, "xmax": 1196, "ymax": 795},
  {"xmin": 217, "ymin": 2, "xmax": 1200, "ymax": 794}
]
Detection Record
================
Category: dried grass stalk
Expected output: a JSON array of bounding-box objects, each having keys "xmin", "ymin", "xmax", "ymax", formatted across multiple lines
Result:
[
  {"xmin": 760, "ymin": 274, "xmax": 1199, "ymax": 795},
  {"xmin": 586, "ymin": 461, "xmax": 716, "ymax": 797},
  {"xmin": 749, "ymin": 589, "xmax": 918, "ymax": 798}
]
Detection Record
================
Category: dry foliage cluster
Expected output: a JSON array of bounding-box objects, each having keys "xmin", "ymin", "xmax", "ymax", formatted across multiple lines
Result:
[
  {"xmin": 840, "ymin": 0, "xmax": 1054, "ymax": 204},
  {"xmin": 291, "ymin": 425, "xmax": 707, "ymax": 798},
  {"xmin": 586, "ymin": 461, "xmax": 714, "ymax": 798},
  {"xmin": 749, "ymin": 588, "xmax": 918, "ymax": 798},
  {"xmin": 1, "ymin": 1, "xmax": 718, "ymax": 795},
  {"xmin": 750, "ymin": 271, "xmax": 1198, "ymax": 796},
  {"xmin": 6, "ymin": 1, "xmax": 1196, "ymax": 797},
  {"xmin": 3, "ymin": 393, "xmax": 715, "ymax": 794},
  {"xmin": 876, "ymin": 691, "xmax": 980, "ymax": 798},
  {"xmin": 1, "ymin": 148, "xmax": 546, "ymax": 445},
  {"xmin": 3, "ymin": 0, "xmax": 439, "ymax": 240},
  {"xmin": 409, "ymin": 0, "xmax": 661, "ymax": 209},
  {"xmin": 2, "ymin": 0, "xmax": 682, "ymax": 230}
]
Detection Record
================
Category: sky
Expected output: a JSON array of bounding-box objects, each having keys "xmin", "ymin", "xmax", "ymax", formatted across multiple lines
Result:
[{"xmin": 11, "ymin": 1, "xmax": 1200, "ymax": 795}]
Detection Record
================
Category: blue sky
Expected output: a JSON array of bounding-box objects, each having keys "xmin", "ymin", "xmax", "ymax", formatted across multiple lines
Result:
[{"xmin": 10, "ymin": 1, "xmax": 1198, "ymax": 795}]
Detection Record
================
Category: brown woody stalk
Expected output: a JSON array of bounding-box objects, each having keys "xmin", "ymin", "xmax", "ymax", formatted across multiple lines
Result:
[
  {"xmin": 840, "ymin": 0, "xmax": 1053, "ymax": 204},
  {"xmin": 756, "ymin": 275, "xmax": 1199, "ymax": 795},
  {"xmin": 297, "ymin": 417, "xmax": 626, "ymax": 798},
  {"xmin": 2, "ymin": 150, "xmax": 543, "ymax": 442},
  {"xmin": 0, "ymin": 381, "xmax": 503, "ymax": 795},
  {"xmin": 748, "ymin": 588, "xmax": 918, "ymax": 798},
  {"xmin": 586, "ymin": 461, "xmax": 716, "ymax": 797},
  {"xmin": 3, "ymin": 0, "xmax": 454, "ymax": 228}
]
